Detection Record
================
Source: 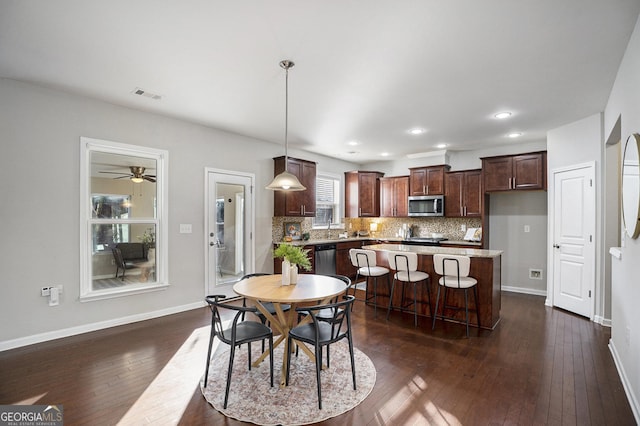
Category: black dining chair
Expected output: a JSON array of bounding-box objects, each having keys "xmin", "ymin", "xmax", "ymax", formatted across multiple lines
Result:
[
  {"xmin": 286, "ymin": 295, "xmax": 356, "ymax": 409},
  {"xmin": 204, "ymin": 294, "xmax": 274, "ymax": 409}
]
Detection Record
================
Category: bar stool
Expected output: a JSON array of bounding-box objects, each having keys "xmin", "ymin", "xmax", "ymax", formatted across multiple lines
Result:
[
  {"xmin": 386, "ymin": 251, "xmax": 432, "ymax": 327},
  {"xmin": 349, "ymin": 248, "xmax": 390, "ymax": 316},
  {"xmin": 431, "ymin": 254, "xmax": 480, "ymax": 337}
]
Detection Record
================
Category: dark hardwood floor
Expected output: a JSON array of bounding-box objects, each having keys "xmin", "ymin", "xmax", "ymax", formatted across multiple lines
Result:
[{"xmin": 0, "ymin": 292, "xmax": 635, "ymax": 425}]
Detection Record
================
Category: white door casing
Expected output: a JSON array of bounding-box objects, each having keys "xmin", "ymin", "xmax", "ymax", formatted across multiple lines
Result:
[
  {"xmin": 551, "ymin": 163, "xmax": 596, "ymax": 318},
  {"xmin": 204, "ymin": 168, "xmax": 255, "ymax": 295}
]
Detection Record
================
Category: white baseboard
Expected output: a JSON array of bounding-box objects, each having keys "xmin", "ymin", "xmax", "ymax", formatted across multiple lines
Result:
[
  {"xmin": 0, "ymin": 301, "xmax": 205, "ymax": 352},
  {"xmin": 594, "ymin": 315, "xmax": 612, "ymax": 327},
  {"xmin": 501, "ymin": 285, "xmax": 547, "ymax": 297},
  {"xmin": 609, "ymin": 339, "xmax": 640, "ymax": 424}
]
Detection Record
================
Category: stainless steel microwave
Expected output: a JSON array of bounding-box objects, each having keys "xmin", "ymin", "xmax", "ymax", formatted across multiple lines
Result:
[{"xmin": 408, "ymin": 195, "xmax": 444, "ymax": 217}]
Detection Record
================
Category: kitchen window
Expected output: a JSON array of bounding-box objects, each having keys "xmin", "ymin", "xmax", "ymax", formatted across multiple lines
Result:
[{"xmin": 313, "ymin": 172, "xmax": 342, "ymax": 228}]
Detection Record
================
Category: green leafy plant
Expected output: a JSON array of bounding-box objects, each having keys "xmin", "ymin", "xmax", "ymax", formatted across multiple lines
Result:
[
  {"xmin": 138, "ymin": 227, "xmax": 156, "ymax": 248},
  {"xmin": 273, "ymin": 243, "xmax": 312, "ymax": 271}
]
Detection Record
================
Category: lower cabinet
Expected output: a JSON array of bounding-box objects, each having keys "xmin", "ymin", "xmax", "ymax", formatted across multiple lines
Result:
[{"xmin": 336, "ymin": 240, "xmax": 365, "ymax": 280}]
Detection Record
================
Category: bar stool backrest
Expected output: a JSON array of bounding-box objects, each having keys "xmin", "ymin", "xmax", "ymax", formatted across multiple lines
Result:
[
  {"xmin": 387, "ymin": 251, "xmax": 418, "ymax": 272},
  {"xmin": 433, "ymin": 254, "xmax": 472, "ymax": 279},
  {"xmin": 349, "ymin": 249, "xmax": 378, "ymax": 271}
]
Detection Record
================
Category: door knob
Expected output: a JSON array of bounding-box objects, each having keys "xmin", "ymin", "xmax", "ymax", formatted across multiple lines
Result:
[
  {"xmin": 553, "ymin": 244, "xmax": 560, "ymax": 249},
  {"xmin": 210, "ymin": 232, "xmax": 214, "ymax": 237},
  {"xmin": 210, "ymin": 242, "xmax": 215, "ymax": 246}
]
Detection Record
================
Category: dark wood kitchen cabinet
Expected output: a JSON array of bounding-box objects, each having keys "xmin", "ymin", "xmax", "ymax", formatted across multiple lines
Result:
[
  {"xmin": 336, "ymin": 240, "xmax": 365, "ymax": 280},
  {"xmin": 445, "ymin": 169, "xmax": 482, "ymax": 217},
  {"xmin": 380, "ymin": 176, "xmax": 409, "ymax": 217},
  {"xmin": 345, "ymin": 171, "xmax": 384, "ymax": 217},
  {"xmin": 482, "ymin": 152, "xmax": 547, "ymax": 192},
  {"xmin": 409, "ymin": 165, "xmax": 450, "ymax": 196},
  {"xmin": 273, "ymin": 156, "xmax": 316, "ymax": 217}
]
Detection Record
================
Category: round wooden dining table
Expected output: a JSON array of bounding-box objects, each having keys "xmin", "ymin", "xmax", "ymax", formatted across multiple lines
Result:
[{"xmin": 233, "ymin": 274, "xmax": 347, "ymax": 386}]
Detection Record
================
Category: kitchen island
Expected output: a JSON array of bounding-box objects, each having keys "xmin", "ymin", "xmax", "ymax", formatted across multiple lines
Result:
[{"xmin": 362, "ymin": 243, "xmax": 502, "ymax": 330}]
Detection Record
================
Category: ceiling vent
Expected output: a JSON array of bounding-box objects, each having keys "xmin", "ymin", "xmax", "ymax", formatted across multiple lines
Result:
[{"xmin": 131, "ymin": 87, "xmax": 162, "ymax": 101}]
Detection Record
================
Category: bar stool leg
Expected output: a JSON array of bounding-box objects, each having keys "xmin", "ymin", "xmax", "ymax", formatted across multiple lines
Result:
[
  {"xmin": 413, "ymin": 282, "xmax": 418, "ymax": 327},
  {"xmin": 373, "ymin": 276, "xmax": 378, "ymax": 317},
  {"xmin": 464, "ymin": 288, "xmax": 470, "ymax": 337},
  {"xmin": 432, "ymin": 284, "xmax": 441, "ymax": 330},
  {"xmin": 386, "ymin": 278, "xmax": 397, "ymax": 321},
  {"xmin": 473, "ymin": 285, "xmax": 480, "ymax": 329}
]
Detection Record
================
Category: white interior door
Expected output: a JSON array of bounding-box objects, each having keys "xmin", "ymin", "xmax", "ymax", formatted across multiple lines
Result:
[
  {"xmin": 552, "ymin": 163, "xmax": 595, "ymax": 318},
  {"xmin": 205, "ymin": 169, "xmax": 254, "ymax": 295}
]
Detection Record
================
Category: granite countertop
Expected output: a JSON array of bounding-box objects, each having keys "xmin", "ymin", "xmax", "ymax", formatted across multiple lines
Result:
[
  {"xmin": 363, "ymin": 243, "xmax": 502, "ymax": 258},
  {"xmin": 276, "ymin": 236, "xmax": 373, "ymax": 247},
  {"xmin": 275, "ymin": 236, "xmax": 485, "ymax": 248}
]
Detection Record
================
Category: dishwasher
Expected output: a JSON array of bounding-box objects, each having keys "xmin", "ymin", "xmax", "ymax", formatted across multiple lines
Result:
[{"xmin": 314, "ymin": 244, "xmax": 337, "ymax": 275}]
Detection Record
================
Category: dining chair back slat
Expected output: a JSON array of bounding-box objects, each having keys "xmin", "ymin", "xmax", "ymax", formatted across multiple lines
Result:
[{"xmin": 204, "ymin": 294, "xmax": 274, "ymax": 409}]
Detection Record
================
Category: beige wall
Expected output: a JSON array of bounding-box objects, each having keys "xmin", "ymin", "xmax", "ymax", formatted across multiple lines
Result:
[{"xmin": 0, "ymin": 77, "xmax": 358, "ymax": 346}]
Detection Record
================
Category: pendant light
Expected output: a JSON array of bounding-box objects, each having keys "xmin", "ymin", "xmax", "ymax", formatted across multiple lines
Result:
[{"xmin": 266, "ymin": 60, "xmax": 306, "ymax": 191}]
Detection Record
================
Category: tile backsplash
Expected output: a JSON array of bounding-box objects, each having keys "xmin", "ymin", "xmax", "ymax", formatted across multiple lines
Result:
[{"xmin": 272, "ymin": 216, "xmax": 482, "ymax": 242}]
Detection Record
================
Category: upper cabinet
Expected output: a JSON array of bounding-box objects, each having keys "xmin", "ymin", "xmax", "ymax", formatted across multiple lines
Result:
[
  {"xmin": 345, "ymin": 171, "xmax": 384, "ymax": 217},
  {"xmin": 482, "ymin": 152, "xmax": 547, "ymax": 192},
  {"xmin": 445, "ymin": 169, "xmax": 482, "ymax": 217},
  {"xmin": 409, "ymin": 165, "xmax": 450, "ymax": 195},
  {"xmin": 380, "ymin": 176, "xmax": 409, "ymax": 217},
  {"xmin": 273, "ymin": 156, "xmax": 316, "ymax": 217}
]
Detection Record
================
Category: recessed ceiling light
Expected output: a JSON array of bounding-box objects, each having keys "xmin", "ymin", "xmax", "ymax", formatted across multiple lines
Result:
[
  {"xmin": 508, "ymin": 132, "xmax": 522, "ymax": 138},
  {"xmin": 408, "ymin": 127, "xmax": 426, "ymax": 135},
  {"xmin": 494, "ymin": 112, "xmax": 512, "ymax": 119},
  {"xmin": 380, "ymin": 152, "xmax": 391, "ymax": 157},
  {"xmin": 436, "ymin": 143, "xmax": 448, "ymax": 149},
  {"xmin": 347, "ymin": 140, "xmax": 360, "ymax": 146}
]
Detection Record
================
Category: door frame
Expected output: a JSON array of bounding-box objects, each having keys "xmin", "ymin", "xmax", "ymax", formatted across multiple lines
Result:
[
  {"xmin": 547, "ymin": 161, "xmax": 598, "ymax": 320},
  {"xmin": 204, "ymin": 167, "xmax": 255, "ymax": 296}
]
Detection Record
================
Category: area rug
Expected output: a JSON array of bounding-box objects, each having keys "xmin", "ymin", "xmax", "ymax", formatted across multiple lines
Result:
[{"xmin": 200, "ymin": 340, "xmax": 376, "ymax": 425}]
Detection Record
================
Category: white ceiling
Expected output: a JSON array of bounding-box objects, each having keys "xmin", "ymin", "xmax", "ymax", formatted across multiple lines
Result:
[{"xmin": 2, "ymin": 1, "xmax": 639, "ymax": 163}]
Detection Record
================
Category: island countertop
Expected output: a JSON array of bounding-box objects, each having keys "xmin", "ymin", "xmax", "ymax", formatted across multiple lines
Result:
[{"xmin": 362, "ymin": 243, "xmax": 502, "ymax": 258}]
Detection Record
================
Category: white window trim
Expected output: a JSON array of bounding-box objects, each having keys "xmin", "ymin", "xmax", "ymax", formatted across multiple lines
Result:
[
  {"xmin": 79, "ymin": 137, "xmax": 169, "ymax": 301},
  {"xmin": 312, "ymin": 171, "xmax": 345, "ymax": 229}
]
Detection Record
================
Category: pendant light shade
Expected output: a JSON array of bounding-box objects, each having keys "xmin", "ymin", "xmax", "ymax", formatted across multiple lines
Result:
[{"xmin": 266, "ymin": 60, "xmax": 306, "ymax": 191}]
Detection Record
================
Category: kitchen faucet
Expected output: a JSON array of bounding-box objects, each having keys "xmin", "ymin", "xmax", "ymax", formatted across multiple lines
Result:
[{"xmin": 327, "ymin": 212, "xmax": 332, "ymax": 238}]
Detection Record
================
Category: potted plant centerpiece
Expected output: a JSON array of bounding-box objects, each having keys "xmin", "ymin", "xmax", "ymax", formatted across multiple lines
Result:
[{"xmin": 273, "ymin": 243, "xmax": 312, "ymax": 285}]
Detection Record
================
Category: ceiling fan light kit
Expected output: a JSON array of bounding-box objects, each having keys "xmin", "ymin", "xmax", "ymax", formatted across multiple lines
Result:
[
  {"xmin": 266, "ymin": 60, "xmax": 306, "ymax": 192},
  {"xmin": 99, "ymin": 166, "xmax": 156, "ymax": 183}
]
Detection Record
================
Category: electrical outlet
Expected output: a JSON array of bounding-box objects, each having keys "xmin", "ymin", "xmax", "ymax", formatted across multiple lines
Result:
[
  {"xmin": 524, "ymin": 225, "xmax": 531, "ymax": 233},
  {"xmin": 111, "ymin": 258, "xmax": 115, "ymax": 265},
  {"xmin": 529, "ymin": 269, "xmax": 543, "ymax": 280},
  {"xmin": 461, "ymin": 224, "xmax": 467, "ymax": 231}
]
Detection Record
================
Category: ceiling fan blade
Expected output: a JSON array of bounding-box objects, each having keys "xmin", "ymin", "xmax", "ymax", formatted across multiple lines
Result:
[
  {"xmin": 114, "ymin": 175, "xmax": 131, "ymax": 179},
  {"xmin": 143, "ymin": 176, "xmax": 156, "ymax": 183},
  {"xmin": 99, "ymin": 171, "xmax": 129, "ymax": 175}
]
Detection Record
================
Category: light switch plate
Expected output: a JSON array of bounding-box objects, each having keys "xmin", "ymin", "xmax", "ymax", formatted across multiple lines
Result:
[{"xmin": 180, "ymin": 224, "xmax": 192, "ymax": 234}]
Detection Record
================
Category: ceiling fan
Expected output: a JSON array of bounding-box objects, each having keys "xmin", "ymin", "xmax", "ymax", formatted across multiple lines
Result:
[{"xmin": 99, "ymin": 166, "xmax": 156, "ymax": 183}]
